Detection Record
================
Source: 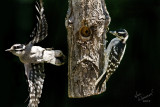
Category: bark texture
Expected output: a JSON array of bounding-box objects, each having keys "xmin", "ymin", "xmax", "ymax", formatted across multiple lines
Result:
[{"xmin": 65, "ymin": 0, "xmax": 111, "ymax": 98}]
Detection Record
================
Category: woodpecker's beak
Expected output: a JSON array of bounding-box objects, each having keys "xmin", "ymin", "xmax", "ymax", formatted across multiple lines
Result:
[
  {"xmin": 109, "ymin": 31, "xmax": 121, "ymax": 39},
  {"xmin": 5, "ymin": 48, "xmax": 13, "ymax": 52},
  {"xmin": 109, "ymin": 31, "xmax": 118, "ymax": 36}
]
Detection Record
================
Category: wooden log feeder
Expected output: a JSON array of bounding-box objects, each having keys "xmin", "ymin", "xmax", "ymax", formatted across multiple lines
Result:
[{"xmin": 65, "ymin": 0, "xmax": 111, "ymax": 98}]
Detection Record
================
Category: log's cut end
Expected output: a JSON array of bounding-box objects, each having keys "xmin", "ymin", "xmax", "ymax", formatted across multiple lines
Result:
[{"xmin": 66, "ymin": 0, "xmax": 111, "ymax": 98}]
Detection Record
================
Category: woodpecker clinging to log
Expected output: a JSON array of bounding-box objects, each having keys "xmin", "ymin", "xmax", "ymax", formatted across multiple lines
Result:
[
  {"xmin": 5, "ymin": 1, "xmax": 65, "ymax": 107},
  {"xmin": 95, "ymin": 29, "xmax": 128, "ymax": 91}
]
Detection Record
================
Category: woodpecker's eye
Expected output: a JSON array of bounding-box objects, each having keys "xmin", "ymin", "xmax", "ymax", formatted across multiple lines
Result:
[
  {"xmin": 116, "ymin": 29, "xmax": 128, "ymax": 38},
  {"xmin": 13, "ymin": 44, "xmax": 25, "ymax": 51},
  {"xmin": 14, "ymin": 46, "xmax": 20, "ymax": 49}
]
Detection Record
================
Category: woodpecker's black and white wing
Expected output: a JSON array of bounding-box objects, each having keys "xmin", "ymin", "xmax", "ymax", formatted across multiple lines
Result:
[
  {"xmin": 24, "ymin": 63, "xmax": 45, "ymax": 107},
  {"xmin": 95, "ymin": 38, "xmax": 126, "ymax": 91},
  {"xmin": 29, "ymin": 0, "xmax": 48, "ymax": 45}
]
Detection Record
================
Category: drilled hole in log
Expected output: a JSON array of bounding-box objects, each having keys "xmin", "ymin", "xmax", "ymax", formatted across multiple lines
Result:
[{"xmin": 80, "ymin": 26, "xmax": 91, "ymax": 37}]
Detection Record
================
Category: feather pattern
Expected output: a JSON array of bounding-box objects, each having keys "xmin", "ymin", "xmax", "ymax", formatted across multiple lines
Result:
[
  {"xmin": 95, "ymin": 38, "xmax": 126, "ymax": 91},
  {"xmin": 5, "ymin": 0, "xmax": 65, "ymax": 106},
  {"xmin": 30, "ymin": 0, "xmax": 48, "ymax": 45},
  {"xmin": 25, "ymin": 63, "xmax": 45, "ymax": 107}
]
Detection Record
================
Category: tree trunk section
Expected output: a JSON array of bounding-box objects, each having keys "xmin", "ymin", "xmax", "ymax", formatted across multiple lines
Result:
[{"xmin": 65, "ymin": 0, "xmax": 111, "ymax": 98}]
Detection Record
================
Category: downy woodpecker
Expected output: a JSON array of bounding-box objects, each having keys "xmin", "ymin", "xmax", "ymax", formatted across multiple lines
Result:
[
  {"xmin": 95, "ymin": 29, "xmax": 128, "ymax": 91},
  {"xmin": 5, "ymin": 1, "xmax": 65, "ymax": 107}
]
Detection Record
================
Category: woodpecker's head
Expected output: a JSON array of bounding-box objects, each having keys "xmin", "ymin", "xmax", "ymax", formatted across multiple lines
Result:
[
  {"xmin": 109, "ymin": 29, "xmax": 128, "ymax": 43},
  {"xmin": 5, "ymin": 44, "xmax": 26, "ymax": 56}
]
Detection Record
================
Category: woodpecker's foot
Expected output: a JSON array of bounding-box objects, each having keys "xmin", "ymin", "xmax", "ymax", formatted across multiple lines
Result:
[{"xmin": 54, "ymin": 50, "xmax": 66, "ymax": 66}]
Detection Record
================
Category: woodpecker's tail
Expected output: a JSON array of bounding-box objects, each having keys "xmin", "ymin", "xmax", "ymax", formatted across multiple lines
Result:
[{"xmin": 43, "ymin": 50, "xmax": 65, "ymax": 66}]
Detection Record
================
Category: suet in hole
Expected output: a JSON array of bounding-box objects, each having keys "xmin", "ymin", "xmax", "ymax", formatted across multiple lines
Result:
[{"xmin": 80, "ymin": 26, "xmax": 91, "ymax": 37}]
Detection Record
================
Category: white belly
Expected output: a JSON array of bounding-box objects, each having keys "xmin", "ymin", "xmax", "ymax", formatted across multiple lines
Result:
[{"xmin": 20, "ymin": 46, "xmax": 45, "ymax": 64}]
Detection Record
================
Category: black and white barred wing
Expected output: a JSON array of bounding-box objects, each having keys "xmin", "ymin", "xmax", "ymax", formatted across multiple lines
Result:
[
  {"xmin": 24, "ymin": 63, "xmax": 45, "ymax": 107},
  {"xmin": 29, "ymin": 1, "xmax": 48, "ymax": 45},
  {"xmin": 95, "ymin": 39, "xmax": 126, "ymax": 91}
]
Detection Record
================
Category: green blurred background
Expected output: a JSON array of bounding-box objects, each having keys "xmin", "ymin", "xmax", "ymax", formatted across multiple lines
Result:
[{"xmin": 1, "ymin": 0, "xmax": 160, "ymax": 107}]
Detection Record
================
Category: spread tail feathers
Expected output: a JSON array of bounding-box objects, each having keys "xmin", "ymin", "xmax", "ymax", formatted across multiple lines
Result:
[{"xmin": 43, "ymin": 50, "xmax": 65, "ymax": 66}]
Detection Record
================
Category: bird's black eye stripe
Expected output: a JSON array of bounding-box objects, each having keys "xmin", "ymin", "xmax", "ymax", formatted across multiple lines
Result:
[
  {"xmin": 13, "ymin": 45, "xmax": 25, "ymax": 51},
  {"xmin": 118, "ymin": 33, "xmax": 124, "ymax": 36},
  {"xmin": 14, "ymin": 45, "xmax": 22, "ymax": 49},
  {"xmin": 16, "ymin": 46, "xmax": 20, "ymax": 49},
  {"xmin": 117, "ymin": 32, "xmax": 126, "ymax": 38}
]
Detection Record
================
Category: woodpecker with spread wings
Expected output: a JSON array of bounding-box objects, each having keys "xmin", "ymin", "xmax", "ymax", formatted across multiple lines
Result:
[{"xmin": 6, "ymin": 0, "xmax": 65, "ymax": 106}]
